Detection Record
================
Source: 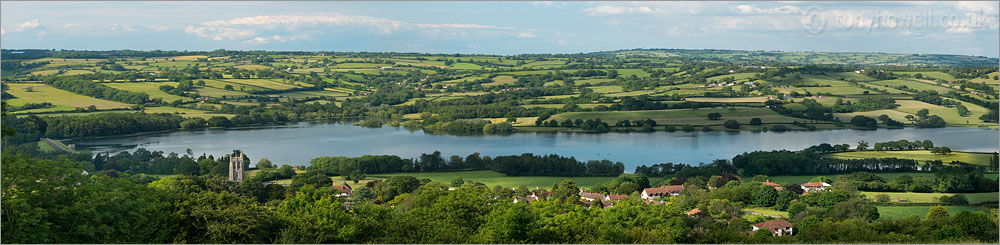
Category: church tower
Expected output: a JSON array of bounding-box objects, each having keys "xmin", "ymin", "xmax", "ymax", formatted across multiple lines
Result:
[{"xmin": 229, "ymin": 151, "xmax": 245, "ymax": 182}]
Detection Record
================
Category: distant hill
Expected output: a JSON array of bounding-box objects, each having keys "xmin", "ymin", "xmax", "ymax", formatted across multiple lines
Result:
[
  {"xmin": 598, "ymin": 49, "xmax": 999, "ymax": 67},
  {"xmin": 3, "ymin": 48, "xmax": 997, "ymax": 67}
]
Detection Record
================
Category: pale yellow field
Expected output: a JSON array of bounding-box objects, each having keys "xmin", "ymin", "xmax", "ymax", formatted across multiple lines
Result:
[{"xmin": 5, "ymin": 83, "xmax": 131, "ymax": 110}]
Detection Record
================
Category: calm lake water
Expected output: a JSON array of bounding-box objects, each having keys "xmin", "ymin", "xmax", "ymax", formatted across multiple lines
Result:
[{"xmin": 70, "ymin": 122, "xmax": 999, "ymax": 170}]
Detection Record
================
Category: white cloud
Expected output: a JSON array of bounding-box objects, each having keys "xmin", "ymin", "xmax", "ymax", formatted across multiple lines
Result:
[
  {"xmin": 583, "ymin": 5, "xmax": 658, "ymax": 16},
  {"xmin": 953, "ymin": 1, "xmax": 998, "ymax": 13},
  {"xmin": 734, "ymin": 5, "xmax": 804, "ymax": 15},
  {"xmin": 517, "ymin": 32, "xmax": 537, "ymax": 38},
  {"xmin": 186, "ymin": 13, "xmax": 512, "ymax": 42},
  {"xmin": 16, "ymin": 19, "xmax": 40, "ymax": 31},
  {"xmin": 533, "ymin": 1, "xmax": 553, "ymax": 7},
  {"xmin": 185, "ymin": 26, "xmax": 256, "ymax": 41},
  {"xmin": 946, "ymin": 26, "xmax": 975, "ymax": 34}
]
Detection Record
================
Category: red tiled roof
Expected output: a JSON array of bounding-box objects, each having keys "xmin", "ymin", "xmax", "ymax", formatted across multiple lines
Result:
[
  {"xmin": 606, "ymin": 194, "xmax": 628, "ymax": 201},
  {"xmin": 754, "ymin": 219, "xmax": 793, "ymax": 233},
  {"xmin": 801, "ymin": 182, "xmax": 827, "ymax": 187},
  {"xmin": 663, "ymin": 185, "xmax": 685, "ymax": 192},
  {"xmin": 687, "ymin": 208, "xmax": 702, "ymax": 215},
  {"xmin": 761, "ymin": 181, "xmax": 781, "ymax": 187},
  {"xmin": 580, "ymin": 191, "xmax": 604, "ymax": 200},
  {"xmin": 332, "ymin": 182, "xmax": 352, "ymax": 194},
  {"xmin": 643, "ymin": 185, "xmax": 685, "ymax": 195}
]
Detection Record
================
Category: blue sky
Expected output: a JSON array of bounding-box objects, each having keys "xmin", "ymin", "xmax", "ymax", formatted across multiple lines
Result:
[{"xmin": 2, "ymin": 1, "xmax": 998, "ymax": 57}]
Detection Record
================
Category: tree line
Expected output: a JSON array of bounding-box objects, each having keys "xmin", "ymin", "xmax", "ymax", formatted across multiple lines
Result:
[{"xmin": 4, "ymin": 152, "xmax": 996, "ymax": 244}]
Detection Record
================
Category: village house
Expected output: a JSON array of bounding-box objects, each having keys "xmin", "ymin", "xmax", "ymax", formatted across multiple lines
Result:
[
  {"xmin": 641, "ymin": 185, "xmax": 685, "ymax": 200},
  {"xmin": 761, "ymin": 181, "xmax": 784, "ymax": 191},
  {"xmin": 579, "ymin": 189, "xmax": 604, "ymax": 201},
  {"xmin": 752, "ymin": 219, "xmax": 794, "ymax": 236},
  {"xmin": 332, "ymin": 182, "xmax": 353, "ymax": 197},
  {"xmin": 687, "ymin": 208, "xmax": 705, "ymax": 218},
  {"xmin": 800, "ymin": 182, "xmax": 831, "ymax": 193},
  {"xmin": 604, "ymin": 194, "xmax": 628, "ymax": 201}
]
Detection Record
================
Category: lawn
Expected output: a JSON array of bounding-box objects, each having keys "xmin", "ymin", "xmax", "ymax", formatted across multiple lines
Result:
[
  {"xmin": 374, "ymin": 170, "xmax": 615, "ymax": 188},
  {"xmin": 827, "ymin": 150, "xmax": 994, "ymax": 166},
  {"xmin": 5, "ymin": 83, "xmax": 132, "ymax": 110},
  {"xmin": 104, "ymin": 82, "xmax": 191, "ymax": 102},
  {"xmin": 876, "ymin": 206, "xmax": 990, "ymax": 220},
  {"xmin": 862, "ymin": 192, "xmax": 999, "ymax": 204},
  {"xmin": 37, "ymin": 141, "xmax": 58, "ymax": 152},
  {"xmin": 744, "ymin": 207, "xmax": 790, "ymax": 218},
  {"xmin": 550, "ymin": 107, "xmax": 804, "ymax": 126}
]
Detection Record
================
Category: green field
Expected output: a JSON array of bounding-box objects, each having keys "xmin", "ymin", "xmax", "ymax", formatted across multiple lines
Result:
[
  {"xmin": 223, "ymin": 79, "xmax": 304, "ymax": 90},
  {"xmin": 482, "ymin": 75, "xmax": 517, "ymax": 86},
  {"xmin": 827, "ymin": 150, "xmax": 994, "ymax": 166},
  {"xmin": 876, "ymin": 206, "xmax": 992, "ymax": 220},
  {"xmin": 104, "ymin": 82, "xmax": 191, "ymax": 102},
  {"xmin": 36, "ymin": 141, "xmax": 58, "ymax": 152},
  {"xmin": 894, "ymin": 71, "xmax": 957, "ymax": 81},
  {"xmin": 6, "ymin": 83, "xmax": 132, "ymax": 111},
  {"xmin": 870, "ymin": 79, "xmax": 954, "ymax": 93},
  {"xmin": 862, "ymin": 192, "xmax": 999, "ymax": 204},
  {"xmin": 894, "ymin": 99, "xmax": 990, "ymax": 126},
  {"xmin": 142, "ymin": 106, "xmax": 232, "ymax": 119},
  {"xmin": 374, "ymin": 170, "xmax": 614, "ymax": 188}
]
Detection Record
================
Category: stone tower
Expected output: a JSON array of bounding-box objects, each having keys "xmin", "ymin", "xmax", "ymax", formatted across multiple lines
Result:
[{"xmin": 229, "ymin": 151, "xmax": 245, "ymax": 182}]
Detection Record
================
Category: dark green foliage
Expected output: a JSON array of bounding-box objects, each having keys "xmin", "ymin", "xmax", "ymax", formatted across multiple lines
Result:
[
  {"xmin": 849, "ymin": 115, "xmax": 878, "ymax": 128},
  {"xmin": 291, "ymin": 170, "xmax": 333, "ymax": 189},
  {"xmin": 723, "ymin": 120, "xmax": 740, "ymax": 129}
]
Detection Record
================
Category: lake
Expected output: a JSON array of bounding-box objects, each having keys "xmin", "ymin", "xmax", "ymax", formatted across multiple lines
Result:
[{"xmin": 70, "ymin": 122, "xmax": 999, "ymax": 170}]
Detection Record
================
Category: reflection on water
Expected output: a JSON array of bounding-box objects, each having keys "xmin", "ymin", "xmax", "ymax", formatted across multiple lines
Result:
[{"xmin": 70, "ymin": 122, "xmax": 999, "ymax": 170}]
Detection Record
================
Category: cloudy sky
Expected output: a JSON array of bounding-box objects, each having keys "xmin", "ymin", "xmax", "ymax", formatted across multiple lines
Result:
[{"xmin": 2, "ymin": 1, "xmax": 998, "ymax": 57}]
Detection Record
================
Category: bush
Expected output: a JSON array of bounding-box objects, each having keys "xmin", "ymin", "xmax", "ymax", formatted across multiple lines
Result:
[
  {"xmin": 707, "ymin": 112, "xmax": 722, "ymax": 120},
  {"xmin": 850, "ymin": 115, "xmax": 878, "ymax": 128},
  {"xmin": 875, "ymin": 194, "xmax": 890, "ymax": 202},
  {"xmin": 723, "ymin": 120, "xmax": 740, "ymax": 129},
  {"xmin": 749, "ymin": 118, "xmax": 762, "ymax": 125},
  {"xmin": 939, "ymin": 194, "xmax": 968, "ymax": 205}
]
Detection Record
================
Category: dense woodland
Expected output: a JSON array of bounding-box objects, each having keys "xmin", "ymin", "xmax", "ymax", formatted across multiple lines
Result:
[{"xmin": 3, "ymin": 150, "xmax": 998, "ymax": 244}]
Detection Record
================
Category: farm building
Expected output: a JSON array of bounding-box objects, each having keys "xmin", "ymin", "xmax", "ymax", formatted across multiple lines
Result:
[
  {"xmin": 752, "ymin": 220, "xmax": 794, "ymax": 236},
  {"xmin": 641, "ymin": 185, "xmax": 685, "ymax": 200},
  {"xmin": 332, "ymin": 182, "xmax": 353, "ymax": 197},
  {"xmin": 800, "ymin": 182, "xmax": 831, "ymax": 193}
]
